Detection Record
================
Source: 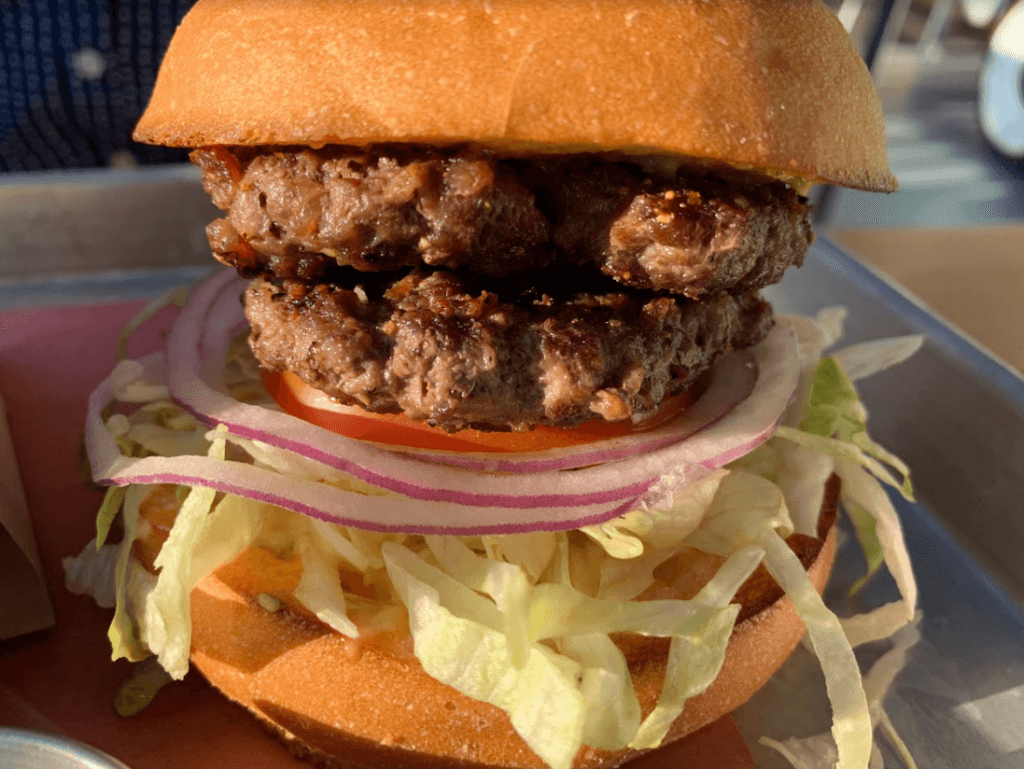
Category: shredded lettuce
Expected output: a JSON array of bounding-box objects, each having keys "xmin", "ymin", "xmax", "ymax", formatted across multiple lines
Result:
[
  {"xmin": 114, "ymin": 657, "xmax": 174, "ymax": 717},
  {"xmin": 593, "ymin": 543, "xmax": 677, "ymax": 602},
  {"xmin": 94, "ymin": 485, "xmax": 126, "ymax": 550},
  {"xmin": 307, "ymin": 517, "xmax": 376, "ymax": 572},
  {"xmin": 141, "ymin": 437, "xmax": 224, "ymax": 678},
  {"xmin": 788, "ymin": 357, "xmax": 912, "ymax": 499},
  {"xmin": 425, "ymin": 536, "xmax": 534, "ymax": 667},
  {"xmin": 775, "ymin": 440, "xmax": 836, "ymax": 537},
  {"xmin": 110, "ymin": 428, "xmax": 262, "ymax": 678},
  {"xmin": 686, "ymin": 471, "xmax": 793, "ymax": 556},
  {"xmin": 560, "ymin": 633, "xmax": 641, "ymax": 750},
  {"xmin": 114, "ymin": 285, "xmax": 190, "ymax": 362},
  {"xmin": 832, "ymin": 336, "xmax": 923, "ymax": 383},
  {"xmin": 383, "ymin": 541, "xmax": 586, "ymax": 769},
  {"xmin": 835, "ymin": 459, "xmax": 917, "ymax": 647},
  {"xmin": 384, "ymin": 537, "xmax": 747, "ymax": 760},
  {"xmin": 482, "ymin": 530, "xmax": 559, "ymax": 583},
  {"xmin": 583, "ymin": 469, "xmax": 727, "ymax": 558},
  {"xmin": 779, "ymin": 352, "xmax": 917, "ymax": 640},
  {"xmin": 630, "ymin": 545, "xmax": 763, "ymax": 748},
  {"xmin": 845, "ymin": 497, "xmax": 885, "ymax": 595},
  {"xmin": 110, "ymin": 358, "xmax": 170, "ymax": 403},
  {"xmin": 144, "ymin": 490, "xmax": 259, "ymax": 677},
  {"xmin": 766, "ymin": 350, "xmax": 915, "ymax": 611},
  {"xmin": 815, "ymin": 307, "xmax": 847, "ymax": 345},
  {"xmin": 294, "ymin": 535, "xmax": 360, "ymax": 638},
  {"xmin": 762, "ymin": 618, "xmax": 922, "ymax": 769},
  {"xmin": 800, "ymin": 357, "xmax": 865, "ymax": 439},
  {"xmin": 762, "ymin": 530, "xmax": 873, "ymax": 769},
  {"xmin": 125, "ymin": 421, "xmax": 208, "ymax": 459},
  {"xmin": 109, "ymin": 483, "xmax": 148, "ymax": 662},
  {"xmin": 779, "ymin": 310, "xmax": 845, "ymax": 430},
  {"xmin": 63, "ymin": 537, "xmax": 119, "ymax": 608}
]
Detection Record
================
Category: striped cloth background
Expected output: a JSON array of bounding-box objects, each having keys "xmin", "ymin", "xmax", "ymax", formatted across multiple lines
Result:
[{"xmin": 0, "ymin": 0, "xmax": 198, "ymax": 172}]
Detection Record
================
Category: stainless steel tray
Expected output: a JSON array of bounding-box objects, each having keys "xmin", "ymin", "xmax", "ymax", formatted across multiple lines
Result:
[
  {"xmin": 0, "ymin": 727, "xmax": 132, "ymax": 769},
  {"xmin": 2, "ymin": 172, "xmax": 1022, "ymax": 767}
]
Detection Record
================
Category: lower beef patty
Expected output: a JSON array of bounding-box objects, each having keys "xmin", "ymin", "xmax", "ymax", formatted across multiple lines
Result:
[{"xmin": 246, "ymin": 267, "xmax": 773, "ymax": 432}]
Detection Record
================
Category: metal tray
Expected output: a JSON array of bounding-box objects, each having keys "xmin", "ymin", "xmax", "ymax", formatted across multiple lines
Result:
[
  {"xmin": 761, "ymin": 241, "xmax": 1024, "ymax": 768},
  {"xmin": 0, "ymin": 727, "xmax": 133, "ymax": 769},
  {"xmin": 1, "ymin": 171, "xmax": 1022, "ymax": 767}
]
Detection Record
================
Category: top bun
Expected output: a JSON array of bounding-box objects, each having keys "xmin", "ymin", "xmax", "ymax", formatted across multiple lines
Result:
[{"xmin": 134, "ymin": 0, "xmax": 897, "ymax": 192}]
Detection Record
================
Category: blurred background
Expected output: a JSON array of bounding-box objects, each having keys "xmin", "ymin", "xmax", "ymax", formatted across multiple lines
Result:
[
  {"xmin": 818, "ymin": 0, "xmax": 1024, "ymax": 378},
  {"xmin": 0, "ymin": 0, "xmax": 194, "ymax": 172},
  {"xmin": 1, "ymin": 0, "xmax": 1023, "ymax": 368},
  {"xmin": 820, "ymin": 0, "xmax": 1024, "ymax": 225}
]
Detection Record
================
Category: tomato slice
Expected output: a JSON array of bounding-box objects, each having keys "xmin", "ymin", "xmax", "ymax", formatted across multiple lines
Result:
[{"xmin": 262, "ymin": 369, "xmax": 696, "ymax": 453}]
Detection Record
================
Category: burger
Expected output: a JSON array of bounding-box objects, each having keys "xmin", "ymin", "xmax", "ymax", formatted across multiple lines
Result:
[{"xmin": 67, "ymin": 1, "xmax": 919, "ymax": 768}]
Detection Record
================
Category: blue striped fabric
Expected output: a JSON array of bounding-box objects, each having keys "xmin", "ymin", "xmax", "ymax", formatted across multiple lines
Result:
[{"xmin": 0, "ymin": 0, "xmax": 196, "ymax": 171}]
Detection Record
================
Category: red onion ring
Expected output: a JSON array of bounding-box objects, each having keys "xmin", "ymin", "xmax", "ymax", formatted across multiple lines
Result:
[
  {"xmin": 85, "ymin": 363, "xmax": 645, "ymax": 533},
  {"xmin": 169, "ymin": 271, "xmax": 795, "ymax": 501},
  {"xmin": 84, "ymin": 268, "xmax": 800, "ymax": 534}
]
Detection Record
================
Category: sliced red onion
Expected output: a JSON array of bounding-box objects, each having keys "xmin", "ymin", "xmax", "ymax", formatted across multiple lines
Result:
[
  {"xmin": 168, "ymin": 271, "xmax": 797, "ymax": 506},
  {"xmin": 84, "ymin": 268, "xmax": 803, "ymax": 533},
  {"xmin": 99, "ymin": 459, "xmax": 645, "ymax": 534},
  {"xmin": 85, "ymin": 362, "xmax": 643, "ymax": 533}
]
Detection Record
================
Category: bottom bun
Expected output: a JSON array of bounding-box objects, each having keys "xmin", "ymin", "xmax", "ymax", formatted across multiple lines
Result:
[{"xmin": 189, "ymin": 477, "xmax": 839, "ymax": 769}]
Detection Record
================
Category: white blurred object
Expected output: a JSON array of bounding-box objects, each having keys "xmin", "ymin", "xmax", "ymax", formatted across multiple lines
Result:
[
  {"xmin": 836, "ymin": 0, "xmax": 868, "ymax": 32},
  {"xmin": 962, "ymin": 0, "xmax": 1011, "ymax": 28},
  {"xmin": 70, "ymin": 47, "xmax": 106, "ymax": 81},
  {"xmin": 830, "ymin": 0, "xmax": 995, "ymax": 85},
  {"xmin": 979, "ymin": 3, "xmax": 1024, "ymax": 158}
]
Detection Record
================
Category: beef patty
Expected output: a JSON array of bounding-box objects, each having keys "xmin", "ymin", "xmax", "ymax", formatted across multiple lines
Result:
[
  {"xmin": 245, "ymin": 267, "xmax": 773, "ymax": 432},
  {"xmin": 195, "ymin": 146, "xmax": 812, "ymax": 299}
]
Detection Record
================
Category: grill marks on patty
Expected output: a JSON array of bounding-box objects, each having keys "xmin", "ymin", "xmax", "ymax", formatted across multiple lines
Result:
[
  {"xmin": 246, "ymin": 269, "xmax": 774, "ymax": 432},
  {"xmin": 194, "ymin": 146, "xmax": 812, "ymax": 298}
]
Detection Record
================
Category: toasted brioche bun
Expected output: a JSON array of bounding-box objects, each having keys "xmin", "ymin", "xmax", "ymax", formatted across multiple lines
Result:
[
  {"xmin": 186, "ymin": 477, "xmax": 839, "ymax": 769},
  {"xmin": 134, "ymin": 0, "xmax": 896, "ymax": 192}
]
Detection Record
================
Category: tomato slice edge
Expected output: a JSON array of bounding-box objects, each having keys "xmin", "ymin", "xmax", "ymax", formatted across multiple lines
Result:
[{"xmin": 262, "ymin": 369, "xmax": 696, "ymax": 453}]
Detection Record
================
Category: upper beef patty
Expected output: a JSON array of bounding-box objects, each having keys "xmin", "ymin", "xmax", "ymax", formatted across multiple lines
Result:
[
  {"xmin": 245, "ymin": 267, "xmax": 773, "ymax": 432},
  {"xmin": 195, "ymin": 146, "xmax": 812, "ymax": 299}
]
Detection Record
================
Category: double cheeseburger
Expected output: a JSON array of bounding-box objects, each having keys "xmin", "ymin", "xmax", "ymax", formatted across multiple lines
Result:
[{"xmin": 76, "ymin": 1, "xmax": 911, "ymax": 768}]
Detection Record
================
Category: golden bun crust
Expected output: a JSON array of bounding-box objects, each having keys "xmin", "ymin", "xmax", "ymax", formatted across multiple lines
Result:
[
  {"xmin": 135, "ymin": 0, "xmax": 896, "ymax": 192},
  {"xmin": 187, "ymin": 480, "xmax": 839, "ymax": 769}
]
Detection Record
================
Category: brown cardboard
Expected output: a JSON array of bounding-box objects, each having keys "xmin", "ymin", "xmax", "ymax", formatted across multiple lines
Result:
[
  {"xmin": 829, "ymin": 226, "xmax": 1024, "ymax": 375},
  {"xmin": 0, "ymin": 389, "xmax": 55, "ymax": 639}
]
